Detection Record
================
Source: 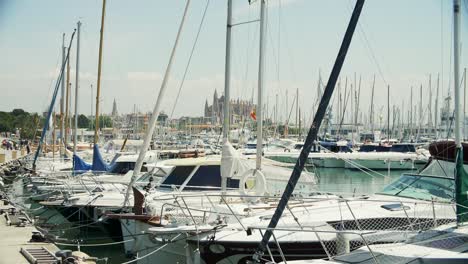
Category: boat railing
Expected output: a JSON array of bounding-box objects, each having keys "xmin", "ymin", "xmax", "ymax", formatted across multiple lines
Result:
[
  {"xmin": 148, "ymin": 193, "xmax": 455, "ymax": 237},
  {"xmin": 257, "ymin": 209, "xmax": 468, "ymax": 263},
  {"xmin": 249, "ymin": 226, "xmax": 381, "ymax": 263}
]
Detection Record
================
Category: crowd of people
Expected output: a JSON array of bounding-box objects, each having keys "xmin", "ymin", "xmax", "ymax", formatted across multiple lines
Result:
[{"xmin": 1, "ymin": 139, "xmax": 30, "ymax": 154}]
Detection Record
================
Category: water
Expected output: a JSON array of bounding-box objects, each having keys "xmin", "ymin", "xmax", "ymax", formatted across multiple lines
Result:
[
  {"xmin": 314, "ymin": 167, "xmax": 410, "ymax": 195},
  {"xmin": 7, "ymin": 167, "xmax": 412, "ymax": 264}
]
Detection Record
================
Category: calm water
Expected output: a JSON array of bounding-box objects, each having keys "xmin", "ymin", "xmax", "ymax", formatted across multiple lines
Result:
[
  {"xmin": 314, "ymin": 167, "xmax": 410, "ymax": 195},
  {"xmin": 9, "ymin": 167, "xmax": 413, "ymax": 264}
]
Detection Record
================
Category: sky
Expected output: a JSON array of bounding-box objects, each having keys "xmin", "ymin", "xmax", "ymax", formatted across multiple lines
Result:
[{"xmin": 0, "ymin": 0, "xmax": 467, "ymax": 124}]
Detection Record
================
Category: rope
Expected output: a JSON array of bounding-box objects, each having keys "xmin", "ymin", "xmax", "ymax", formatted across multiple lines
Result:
[
  {"xmin": 119, "ymin": 234, "xmax": 182, "ymax": 264},
  {"xmin": 169, "ymin": 0, "xmax": 210, "ymax": 119},
  {"xmin": 54, "ymin": 239, "xmax": 134, "ymax": 247}
]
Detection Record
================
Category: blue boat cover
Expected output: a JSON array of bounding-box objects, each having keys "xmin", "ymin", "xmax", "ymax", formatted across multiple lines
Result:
[
  {"xmin": 73, "ymin": 154, "xmax": 92, "ymax": 173},
  {"xmin": 92, "ymin": 144, "xmax": 118, "ymax": 172}
]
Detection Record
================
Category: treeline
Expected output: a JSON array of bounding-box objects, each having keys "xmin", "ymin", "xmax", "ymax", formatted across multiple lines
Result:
[
  {"xmin": 0, "ymin": 109, "xmax": 42, "ymax": 139},
  {"xmin": 0, "ymin": 109, "xmax": 113, "ymax": 139}
]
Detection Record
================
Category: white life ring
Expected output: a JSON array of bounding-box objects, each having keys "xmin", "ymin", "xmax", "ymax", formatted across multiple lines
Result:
[{"xmin": 239, "ymin": 169, "xmax": 267, "ymax": 203}]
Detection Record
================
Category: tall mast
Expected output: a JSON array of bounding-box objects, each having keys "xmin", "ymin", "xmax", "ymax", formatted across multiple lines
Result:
[
  {"xmin": 275, "ymin": 93, "xmax": 278, "ymax": 135},
  {"xmin": 254, "ymin": 0, "xmax": 365, "ymax": 258},
  {"xmin": 90, "ymin": 84, "xmax": 93, "ymax": 132},
  {"xmin": 94, "ymin": 0, "xmax": 107, "ymax": 145},
  {"xmin": 123, "ymin": 0, "xmax": 191, "ymax": 207},
  {"xmin": 370, "ymin": 74, "xmax": 375, "ymax": 133},
  {"xmin": 453, "ymin": 0, "xmax": 467, "ymax": 225},
  {"xmin": 435, "ymin": 74, "xmax": 439, "ymax": 138},
  {"xmin": 418, "ymin": 84, "xmax": 422, "ymax": 141},
  {"xmin": 256, "ymin": 0, "xmax": 266, "ymax": 171},
  {"xmin": 296, "ymin": 88, "xmax": 299, "ymax": 135},
  {"xmin": 33, "ymin": 30, "xmax": 76, "ymax": 170},
  {"xmin": 454, "ymin": 0, "xmax": 461, "ymax": 147},
  {"xmin": 464, "ymin": 68, "xmax": 467, "ymax": 139},
  {"xmin": 65, "ymin": 56, "xmax": 71, "ymax": 148},
  {"xmin": 221, "ymin": 0, "xmax": 233, "ymax": 194},
  {"xmin": 387, "ymin": 85, "xmax": 390, "ymax": 140},
  {"xmin": 222, "ymin": 0, "xmax": 232, "ymax": 142},
  {"xmin": 410, "ymin": 86, "xmax": 413, "ymax": 139},
  {"xmin": 60, "ymin": 34, "xmax": 65, "ymax": 157},
  {"xmin": 428, "ymin": 75, "xmax": 433, "ymax": 131},
  {"xmin": 73, "ymin": 21, "xmax": 81, "ymax": 155}
]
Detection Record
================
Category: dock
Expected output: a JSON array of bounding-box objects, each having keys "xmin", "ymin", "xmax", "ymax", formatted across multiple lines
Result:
[{"xmin": 0, "ymin": 201, "xmax": 60, "ymax": 264}]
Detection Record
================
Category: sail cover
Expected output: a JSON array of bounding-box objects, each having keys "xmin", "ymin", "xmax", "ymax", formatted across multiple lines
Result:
[
  {"xmin": 73, "ymin": 154, "xmax": 92, "ymax": 172},
  {"xmin": 456, "ymin": 147, "xmax": 468, "ymax": 223},
  {"xmin": 92, "ymin": 143, "xmax": 115, "ymax": 172},
  {"xmin": 221, "ymin": 141, "xmax": 250, "ymax": 180}
]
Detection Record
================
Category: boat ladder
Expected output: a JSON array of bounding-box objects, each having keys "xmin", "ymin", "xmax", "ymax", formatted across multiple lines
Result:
[{"xmin": 20, "ymin": 247, "xmax": 59, "ymax": 264}]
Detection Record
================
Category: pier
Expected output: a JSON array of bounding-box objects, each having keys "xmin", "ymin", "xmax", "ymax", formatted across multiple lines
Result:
[{"xmin": 0, "ymin": 199, "xmax": 60, "ymax": 264}]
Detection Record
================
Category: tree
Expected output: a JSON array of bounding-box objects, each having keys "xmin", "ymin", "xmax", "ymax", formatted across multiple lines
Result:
[
  {"xmin": 11, "ymin": 108, "xmax": 26, "ymax": 116},
  {"xmin": 77, "ymin": 114, "xmax": 90, "ymax": 128}
]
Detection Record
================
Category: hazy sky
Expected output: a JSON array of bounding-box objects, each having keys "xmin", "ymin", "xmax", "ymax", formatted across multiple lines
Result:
[{"xmin": 0, "ymin": 0, "xmax": 467, "ymax": 123}]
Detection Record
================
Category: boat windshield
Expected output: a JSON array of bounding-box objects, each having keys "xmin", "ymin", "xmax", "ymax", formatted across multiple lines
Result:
[{"xmin": 377, "ymin": 174, "xmax": 454, "ymax": 201}]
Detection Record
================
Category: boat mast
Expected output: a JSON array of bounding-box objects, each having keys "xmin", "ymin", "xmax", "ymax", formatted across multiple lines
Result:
[
  {"xmin": 123, "ymin": 0, "xmax": 191, "ymax": 207},
  {"xmin": 453, "ymin": 0, "xmax": 467, "ymax": 225},
  {"xmin": 60, "ymin": 34, "xmax": 65, "ymax": 158},
  {"xmin": 73, "ymin": 21, "xmax": 81, "ymax": 155},
  {"xmin": 33, "ymin": 31, "xmax": 76, "ymax": 170},
  {"xmin": 65, "ymin": 56, "xmax": 71, "ymax": 149},
  {"xmin": 94, "ymin": 0, "xmax": 107, "ymax": 145},
  {"xmin": 464, "ymin": 68, "xmax": 466, "ymax": 139},
  {"xmin": 221, "ymin": 0, "xmax": 233, "ymax": 194},
  {"xmin": 410, "ymin": 86, "xmax": 413, "ymax": 139},
  {"xmin": 370, "ymin": 74, "xmax": 375, "ymax": 134},
  {"xmin": 454, "ymin": 0, "xmax": 461, "ymax": 147},
  {"xmin": 254, "ymin": 0, "xmax": 365, "ymax": 259},
  {"xmin": 435, "ymin": 74, "xmax": 439, "ymax": 138},
  {"xmin": 256, "ymin": 0, "xmax": 266, "ymax": 171},
  {"xmin": 387, "ymin": 85, "xmax": 390, "ymax": 140}
]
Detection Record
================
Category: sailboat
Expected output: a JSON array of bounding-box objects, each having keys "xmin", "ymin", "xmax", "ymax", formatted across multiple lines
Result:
[
  {"xmin": 276, "ymin": 1, "xmax": 468, "ymax": 263},
  {"xmin": 86, "ymin": 1, "xmax": 321, "ymax": 262}
]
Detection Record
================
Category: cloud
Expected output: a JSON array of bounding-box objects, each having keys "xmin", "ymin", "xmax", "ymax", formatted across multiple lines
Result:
[{"xmin": 127, "ymin": 71, "xmax": 163, "ymax": 81}]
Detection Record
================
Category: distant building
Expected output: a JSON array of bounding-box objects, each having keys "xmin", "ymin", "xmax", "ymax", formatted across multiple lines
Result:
[
  {"xmin": 204, "ymin": 89, "xmax": 255, "ymax": 125},
  {"xmin": 112, "ymin": 98, "xmax": 118, "ymax": 117}
]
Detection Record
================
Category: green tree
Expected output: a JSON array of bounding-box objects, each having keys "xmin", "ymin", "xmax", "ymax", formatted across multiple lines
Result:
[{"xmin": 77, "ymin": 114, "xmax": 90, "ymax": 128}]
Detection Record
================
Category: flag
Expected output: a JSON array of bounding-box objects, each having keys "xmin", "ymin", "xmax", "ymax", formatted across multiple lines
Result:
[{"xmin": 250, "ymin": 108, "xmax": 256, "ymax": 121}]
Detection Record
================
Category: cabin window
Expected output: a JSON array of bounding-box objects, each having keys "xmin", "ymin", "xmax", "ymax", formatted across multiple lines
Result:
[
  {"xmin": 359, "ymin": 145, "xmax": 377, "ymax": 152},
  {"xmin": 160, "ymin": 166, "xmax": 196, "ymax": 187},
  {"xmin": 184, "ymin": 165, "xmax": 240, "ymax": 191},
  {"xmin": 391, "ymin": 144, "xmax": 416, "ymax": 153},
  {"xmin": 378, "ymin": 174, "xmax": 454, "ymax": 201}
]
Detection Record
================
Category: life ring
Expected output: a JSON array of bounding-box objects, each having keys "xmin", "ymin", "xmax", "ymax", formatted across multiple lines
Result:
[{"xmin": 239, "ymin": 169, "xmax": 267, "ymax": 203}]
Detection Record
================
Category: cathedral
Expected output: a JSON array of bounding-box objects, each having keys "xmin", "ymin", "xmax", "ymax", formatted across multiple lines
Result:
[{"xmin": 204, "ymin": 89, "xmax": 255, "ymax": 125}]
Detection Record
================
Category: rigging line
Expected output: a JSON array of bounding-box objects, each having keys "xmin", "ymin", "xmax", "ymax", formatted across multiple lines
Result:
[
  {"xmin": 447, "ymin": 12, "xmax": 454, "ymax": 98},
  {"xmin": 242, "ymin": 3, "xmax": 255, "ymax": 101},
  {"xmin": 54, "ymin": 239, "xmax": 134, "ymax": 247},
  {"xmin": 277, "ymin": 0, "xmax": 281, "ymax": 98},
  {"xmin": 41, "ymin": 45, "xmax": 63, "ymax": 115},
  {"xmin": 266, "ymin": 1, "xmax": 280, "ymax": 86},
  {"xmin": 169, "ymin": 0, "xmax": 210, "ymax": 120},
  {"xmin": 119, "ymin": 234, "xmax": 182, "ymax": 264},
  {"xmin": 278, "ymin": 0, "xmax": 297, "ymax": 85},
  {"xmin": 441, "ymin": 0, "xmax": 445, "ymax": 95},
  {"xmin": 346, "ymin": 0, "xmax": 388, "ymax": 86}
]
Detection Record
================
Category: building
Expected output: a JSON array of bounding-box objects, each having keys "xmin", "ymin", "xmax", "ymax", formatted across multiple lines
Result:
[{"xmin": 204, "ymin": 89, "xmax": 255, "ymax": 125}]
